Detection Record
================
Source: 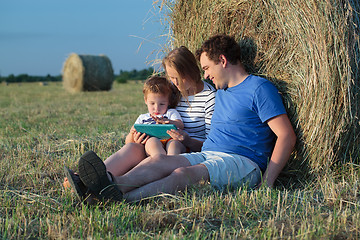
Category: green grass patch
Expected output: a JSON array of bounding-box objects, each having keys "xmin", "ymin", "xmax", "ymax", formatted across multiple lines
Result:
[{"xmin": 0, "ymin": 82, "xmax": 359, "ymax": 239}]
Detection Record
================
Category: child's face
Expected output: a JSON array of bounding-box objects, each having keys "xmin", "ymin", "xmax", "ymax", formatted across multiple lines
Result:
[{"xmin": 144, "ymin": 92, "xmax": 169, "ymax": 116}]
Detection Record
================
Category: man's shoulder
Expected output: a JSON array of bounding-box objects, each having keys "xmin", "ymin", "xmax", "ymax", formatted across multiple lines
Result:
[
  {"xmin": 245, "ymin": 75, "xmax": 277, "ymax": 91},
  {"xmin": 247, "ymin": 74, "xmax": 269, "ymax": 84}
]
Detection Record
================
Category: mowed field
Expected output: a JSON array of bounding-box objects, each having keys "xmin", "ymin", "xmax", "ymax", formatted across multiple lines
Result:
[{"xmin": 0, "ymin": 81, "xmax": 359, "ymax": 239}]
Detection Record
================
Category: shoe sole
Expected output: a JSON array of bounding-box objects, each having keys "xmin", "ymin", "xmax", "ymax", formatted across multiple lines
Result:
[
  {"xmin": 63, "ymin": 166, "xmax": 85, "ymax": 201},
  {"xmin": 78, "ymin": 151, "xmax": 123, "ymax": 202}
]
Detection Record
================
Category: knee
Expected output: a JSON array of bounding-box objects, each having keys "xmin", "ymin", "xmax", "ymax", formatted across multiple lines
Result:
[
  {"xmin": 149, "ymin": 153, "xmax": 167, "ymax": 163},
  {"xmin": 168, "ymin": 140, "xmax": 182, "ymax": 147},
  {"xmin": 167, "ymin": 140, "xmax": 186, "ymax": 153},
  {"xmin": 126, "ymin": 142, "xmax": 143, "ymax": 150},
  {"xmin": 170, "ymin": 167, "xmax": 191, "ymax": 181},
  {"xmin": 170, "ymin": 165, "xmax": 209, "ymax": 186}
]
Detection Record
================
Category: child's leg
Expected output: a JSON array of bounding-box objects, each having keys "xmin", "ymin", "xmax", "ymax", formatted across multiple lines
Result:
[
  {"xmin": 104, "ymin": 142, "xmax": 146, "ymax": 176},
  {"xmin": 145, "ymin": 137, "xmax": 166, "ymax": 156},
  {"xmin": 166, "ymin": 140, "xmax": 186, "ymax": 155}
]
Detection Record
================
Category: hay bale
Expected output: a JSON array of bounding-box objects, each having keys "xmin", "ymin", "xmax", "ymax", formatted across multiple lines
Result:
[
  {"xmin": 162, "ymin": 0, "xmax": 360, "ymax": 180},
  {"xmin": 62, "ymin": 53, "xmax": 114, "ymax": 92}
]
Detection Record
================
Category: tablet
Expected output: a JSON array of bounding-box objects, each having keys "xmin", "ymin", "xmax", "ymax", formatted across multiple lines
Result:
[{"xmin": 133, "ymin": 124, "xmax": 177, "ymax": 140}]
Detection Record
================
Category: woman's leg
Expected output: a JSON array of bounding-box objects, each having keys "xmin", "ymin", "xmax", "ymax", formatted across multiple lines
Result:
[{"xmin": 104, "ymin": 142, "xmax": 147, "ymax": 176}]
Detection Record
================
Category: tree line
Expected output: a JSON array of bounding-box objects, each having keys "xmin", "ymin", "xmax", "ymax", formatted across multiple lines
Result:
[
  {"xmin": 0, "ymin": 74, "xmax": 62, "ymax": 83},
  {"xmin": 115, "ymin": 67, "xmax": 154, "ymax": 83},
  {"xmin": 0, "ymin": 68, "xmax": 154, "ymax": 84}
]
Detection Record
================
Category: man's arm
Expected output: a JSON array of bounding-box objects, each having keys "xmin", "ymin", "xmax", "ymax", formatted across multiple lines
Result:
[{"xmin": 263, "ymin": 114, "xmax": 296, "ymax": 187}]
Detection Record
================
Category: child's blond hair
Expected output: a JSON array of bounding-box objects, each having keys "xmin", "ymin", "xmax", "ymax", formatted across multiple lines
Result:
[{"xmin": 143, "ymin": 76, "xmax": 181, "ymax": 109}]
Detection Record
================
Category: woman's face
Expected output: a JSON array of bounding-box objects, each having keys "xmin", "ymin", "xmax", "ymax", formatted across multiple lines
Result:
[{"xmin": 165, "ymin": 65, "xmax": 190, "ymax": 93}]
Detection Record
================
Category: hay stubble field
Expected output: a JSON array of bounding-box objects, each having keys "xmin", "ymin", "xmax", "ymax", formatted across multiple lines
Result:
[{"xmin": 0, "ymin": 81, "xmax": 359, "ymax": 239}]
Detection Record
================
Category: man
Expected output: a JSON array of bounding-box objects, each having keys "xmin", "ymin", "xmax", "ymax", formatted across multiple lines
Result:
[{"xmin": 77, "ymin": 35, "xmax": 296, "ymax": 202}]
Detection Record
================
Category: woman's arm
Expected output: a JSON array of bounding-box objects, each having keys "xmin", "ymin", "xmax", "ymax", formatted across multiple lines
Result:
[{"xmin": 204, "ymin": 86, "xmax": 216, "ymax": 137}]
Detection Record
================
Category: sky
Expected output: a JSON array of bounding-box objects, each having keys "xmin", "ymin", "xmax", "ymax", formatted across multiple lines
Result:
[{"xmin": 0, "ymin": 0, "xmax": 169, "ymax": 77}]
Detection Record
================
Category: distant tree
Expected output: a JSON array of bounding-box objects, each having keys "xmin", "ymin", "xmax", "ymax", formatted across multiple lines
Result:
[
  {"xmin": 7, "ymin": 74, "xmax": 15, "ymax": 83},
  {"xmin": 1, "ymin": 73, "xmax": 62, "ymax": 83},
  {"xmin": 17, "ymin": 74, "xmax": 29, "ymax": 82},
  {"xmin": 116, "ymin": 67, "xmax": 154, "ymax": 83}
]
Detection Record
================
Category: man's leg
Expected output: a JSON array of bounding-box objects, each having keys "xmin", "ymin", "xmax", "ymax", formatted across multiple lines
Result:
[
  {"xmin": 114, "ymin": 154, "xmax": 193, "ymax": 194},
  {"xmin": 104, "ymin": 143, "xmax": 146, "ymax": 176},
  {"xmin": 79, "ymin": 152, "xmax": 210, "ymax": 202},
  {"xmin": 124, "ymin": 164, "xmax": 209, "ymax": 202}
]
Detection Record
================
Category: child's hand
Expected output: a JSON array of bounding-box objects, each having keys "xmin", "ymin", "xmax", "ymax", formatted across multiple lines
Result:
[
  {"xmin": 132, "ymin": 131, "xmax": 149, "ymax": 145},
  {"xmin": 151, "ymin": 114, "xmax": 169, "ymax": 124},
  {"xmin": 126, "ymin": 127, "xmax": 149, "ymax": 145}
]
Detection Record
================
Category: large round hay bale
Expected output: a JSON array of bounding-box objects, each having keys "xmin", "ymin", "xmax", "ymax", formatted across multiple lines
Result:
[
  {"xmin": 162, "ymin": 0, "xmax": 360, "ymax": 182},
  {"xmin": 62, "ymin": 53, "xmax": 114, "ymax": 92}
]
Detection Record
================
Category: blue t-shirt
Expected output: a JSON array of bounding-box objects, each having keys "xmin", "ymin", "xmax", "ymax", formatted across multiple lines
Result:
[{"xmin": 202, "ymin": 75, "xmax": 286, "ymax": 171}]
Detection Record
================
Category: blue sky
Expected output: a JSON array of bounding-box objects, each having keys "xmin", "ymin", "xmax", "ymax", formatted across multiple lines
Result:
[{"xmin": 0, "ymin": 0, "xmax": 169, "ymax": 76}]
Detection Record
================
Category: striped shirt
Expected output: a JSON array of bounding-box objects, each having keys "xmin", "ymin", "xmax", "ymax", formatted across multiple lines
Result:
[{"xmin": 176, "ymin": 81, "xmax": 216, "ymax": 141}]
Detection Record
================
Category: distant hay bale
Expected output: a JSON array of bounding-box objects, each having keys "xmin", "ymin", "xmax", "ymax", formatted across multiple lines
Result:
[
  {"xmin": 162, "ymin": 0, "xmax": 360, "ymax": 181},
  {"xmin": 39, "ymin": 81, "xmax": 48, "ymax": 86},
  {"xmin": 62, "ymin": 53, "xmax": 114, "ymax": 92}
]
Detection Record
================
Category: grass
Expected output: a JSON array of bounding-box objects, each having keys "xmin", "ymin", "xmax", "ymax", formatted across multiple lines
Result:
[{"xmin": 0, "ymin": 81, "xmax": 359, "ymax": 239}]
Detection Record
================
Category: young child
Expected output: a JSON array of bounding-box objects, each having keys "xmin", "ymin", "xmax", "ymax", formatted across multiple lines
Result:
[{"xmin": 125, "ymin": 76, "xmax": 185, "ymax": 156}]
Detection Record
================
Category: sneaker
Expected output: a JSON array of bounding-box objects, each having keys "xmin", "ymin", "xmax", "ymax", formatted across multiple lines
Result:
[
  {"xmin": 63, "ymin": 166, "xmax": 88, "ymax": 201},
  {"xmin": 78, "ymin": 151, "xmax": 123, "ymax": 202}
]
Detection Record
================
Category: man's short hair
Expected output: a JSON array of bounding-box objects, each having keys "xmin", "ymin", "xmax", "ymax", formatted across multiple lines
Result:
[{"xmin": 195, "ymin": 34, "xmax": 241, "ymax": 65}]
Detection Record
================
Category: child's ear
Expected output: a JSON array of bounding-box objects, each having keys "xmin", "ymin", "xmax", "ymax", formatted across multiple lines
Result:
[{"xmin": 144, "ymin": 96, "xmax": 147, "ymax": 104}]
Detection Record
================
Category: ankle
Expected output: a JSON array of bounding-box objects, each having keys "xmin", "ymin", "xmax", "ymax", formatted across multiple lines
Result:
[{"xmin": 107, "ymin": 171, "xmax": 114, "ymax": 182}]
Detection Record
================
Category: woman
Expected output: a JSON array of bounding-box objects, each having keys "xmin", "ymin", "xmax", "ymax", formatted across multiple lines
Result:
[{"xmin": 63, "ymin": 46, "xmax": 216, "ymax": 202}]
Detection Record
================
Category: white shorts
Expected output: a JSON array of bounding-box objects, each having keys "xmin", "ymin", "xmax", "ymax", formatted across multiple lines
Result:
[{"xmin": 182, "ymin": 151, "xmax": 261, "ymax": 190}]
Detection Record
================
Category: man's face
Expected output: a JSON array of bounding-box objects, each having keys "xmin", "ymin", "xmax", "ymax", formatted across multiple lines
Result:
[{"xmin": 200, "ymin": 52, "xmax": 227, "ymax": 89}]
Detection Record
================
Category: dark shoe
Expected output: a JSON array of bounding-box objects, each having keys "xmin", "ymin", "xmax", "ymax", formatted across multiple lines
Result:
[
  {"xmin": 63, "ymin": 166, "xmax": 88, "ymax": 201},
  {"xmin": 78, "ymin": 151, "xmax": 123, "ymax": 202}
]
